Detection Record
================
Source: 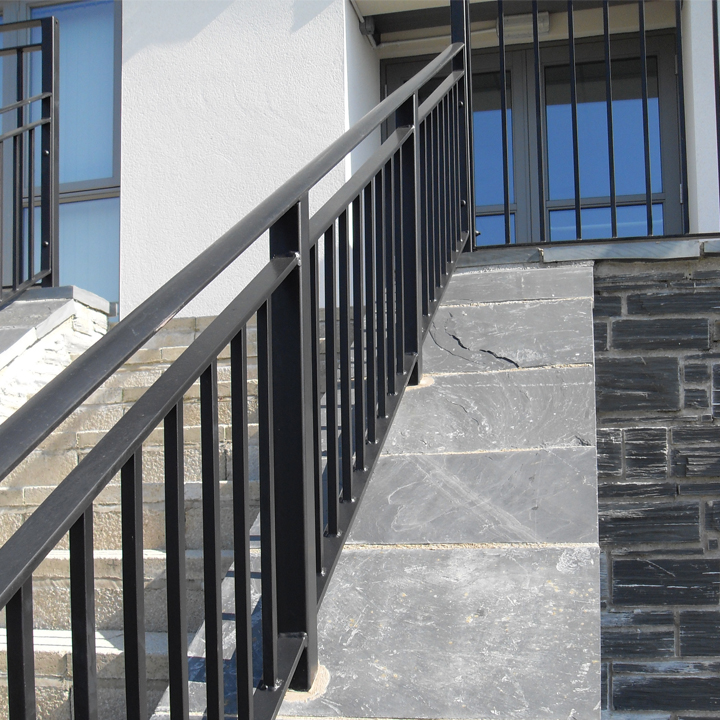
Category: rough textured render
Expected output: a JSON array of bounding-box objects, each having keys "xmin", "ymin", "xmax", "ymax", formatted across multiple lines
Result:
[
  {"xmin": 0, "ymin": 288, "xmax": 109, "ymax": 424},
  {"xmin": 279, "ymin": 262, "xmax": 601, "ymax": 720}
]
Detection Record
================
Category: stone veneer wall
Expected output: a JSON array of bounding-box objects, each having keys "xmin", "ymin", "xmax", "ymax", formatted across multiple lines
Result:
[{"xmin": 594, "ymin": 257, "xmax": 720, "ymax": 718}]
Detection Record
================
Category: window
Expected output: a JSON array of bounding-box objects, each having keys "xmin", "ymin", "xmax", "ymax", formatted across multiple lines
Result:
[
  {"xmin": 383, "ymin": 31, "xmax": 682, "ymax": 246},
  {"xmin": 3, "ymin": 0, "xmax": 120, "ymax": 307}
]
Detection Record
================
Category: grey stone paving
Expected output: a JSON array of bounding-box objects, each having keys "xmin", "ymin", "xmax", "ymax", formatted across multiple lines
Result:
[{"xmin": 348, "ymin": 447, "xmax": 598, "ymax": 545}]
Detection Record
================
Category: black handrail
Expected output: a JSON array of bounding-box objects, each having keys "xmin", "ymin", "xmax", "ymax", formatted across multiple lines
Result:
[
  {"xmin": 0, "ymin": 2, "xmax": 475, "ymax": 718},
  {"xmin": 0, "ymin": 40, "xmax": 462, "ymax": 484}
]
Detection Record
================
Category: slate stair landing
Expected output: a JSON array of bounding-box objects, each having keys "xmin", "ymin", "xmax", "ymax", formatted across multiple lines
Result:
[{"xmin": 278, "ymin": 261, "xmax": 601, "ymax": 720}]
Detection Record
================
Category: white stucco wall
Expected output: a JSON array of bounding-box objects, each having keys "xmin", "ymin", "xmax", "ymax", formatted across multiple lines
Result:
[
  {"xmin": 120, "ymin": 0, "xmax": 352, "ymax": 318},
  {"xmin": 683, "ymin": 0, "xmax": 720, "ymax": 235},
  {"xmin": 344, "ymin": 0, "xmax": 380, "ymax": 175}
]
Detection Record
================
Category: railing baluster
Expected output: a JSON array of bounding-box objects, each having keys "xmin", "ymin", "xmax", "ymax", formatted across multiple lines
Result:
[
  {"xmin": 231, "ymin": 330, "xmax": 253, "ymax": 720},
  {"xmin": 433, "ymin": 108, "xmax": 445, "ymax": 280},
  {"xmin": 374, "ymin": 174, "xmax": 387, "ymax": 418},
  {"xmin": 393, "ymin": 151, "xmax": 405, "ymax": 375},
  {"xmin": 27, "ymin": 126, "xmax": 34, "ymax": 279},
  {"xmin": 338, "ymin": 209, "xmax": 354, "ymax": 498},
  {"xmin": 603, "ymin": 0, "xmax": 618, "ymax": 238},
  {"xmin": 384, "ymin": 161, "xmax": 397, "ymax": 395},
  {"xmin": 70, "ymin": 508, "xmax": 98, "ymax": 720},
  {"xmin": 201, "ymin": 360, "xmax": 224, "ymax": 719},
  {"xmin": 364, "ymin": 182, "xmax": 377, "ymax": 443},
  {"xmin": 567, "ymin": 0, "xmax": 582, "ymax": 240},
  {"xmin": 269, "ymin": 196, "xmax": 317, "ymax": 690},
  {"xmin": 121, "ymin": 449, "xmax": 147, "ymax": 719},
  {"xmin": 639, "ymin": 0, "xmax": 653, "ymax": 235},
  {"xmin": 429, "ymin": 110, "xmax": 440, "ymax": 292},
  {"xmin": 6, "ymin": 579, "xmax": 36, "ymax": 720},
  {"xmin": 164, "ymin": 401, "xmax": 189, "ymax": 719},
  {"xmin": 419, "ymin": 120, "xmax": 430, "ymax": 316},
  {"xmin": 309, "ymin": 243, "xmax": 325, "ymax": 573},
  {"xmin": 14, "ymin": 47, "xmax": 24, "ymax": 290},
  {"xmin": 324, "ymin": 226, "xmax": 340, "ymax": 534},
  {"xmin": 257, "ymin": 299, "xmax": 278, "ymax": 689},
  {"xmin": 676, "ymin": 0, "xmax": 690, "ymax": 234},
  {"xmin": 352, "ymin": 195, "xmax": 367, "ymax": 470},
  {"xmin": 532, "ymin": 0, "xmax": 547, "ymax": 243},
  {"xmin": 498, "ymin": 0, "xmax": 511, "ymax": 244}
]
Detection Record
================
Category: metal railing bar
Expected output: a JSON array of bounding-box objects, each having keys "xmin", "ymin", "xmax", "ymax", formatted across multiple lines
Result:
[
  {"xmin": 164, "ymin": 401, "xmax": 190, "ymax": 718},
  {"xmin": 69, "ymin": 508, "xmax": 98, "ymax": 720},
  {"xmin": 28, "ymin": 128, "xmax": 34, "ymax": 280},
  {"xmin": 310, "ymin": 126, "xmax": 411, "ymax": 244},
  {"xmin": 0, "ymin": 43, "xmax": 461, "ymax": 486},
  {"xmin": 0, "ymin": 269, "xmax": 51, "ymax": 308},
  {"xmin": 419, "ymin": 121, "xmax": 430, "ymax": 315},
  {"xmin": 231, "ymin": 331, "xmax": 254, "ymax": 720},
  {"xmin": 676, "ymin": 0, "xmax": 689, "ymax": 234},
  {"xmin": 0, "ymin": 43, "xmax": 42, "ymax": 57},
  {"xmin": 498, "ymin": 0, "xmax": 511, "ymax": 245},
  {"xmin": 393, "ymin": 149, "xmax": 405, "ymax": 375},
  {"xmin": 384, "ymin": 160, "xmax": 397, "ymax": 395},
  {"xmin": 121, "ymin": 449, "xmax": 147, "ymax": 720},
  {"xmin": 364, "ymin": 182, "xmax": 378, "ymax": 444},
  {"xmin": 201, "ymin": 360, "xmax": 224, "ymax": 719},
  {"xmin": 417, "ymin": 70, "xmax": 463, "ymax": 122},
  {"xmin": 0, "ymin": 92, "xmax": 51, "ymax": 116},
  {"xmin": 309, "ymin": 245, "xmax": 325, "ymax": 574},
  {"xmin": 338, "ymin": 209, "xmax": 354, "ymax": 498},
  {"xmin": 374, "ymin": 173, "xmax": 387, "ymax": 418},
  {"xmin": 603, "ymin": 0, "xmax": 618, "ymax": 238},
  {"xmin": 533, "ymin": 0, "xmax": 547, "ymax": 243},
  {"xmin": 6, "ymin": 579, "xmax": 36, "ymax": 720},
  {"xmin": 258, "ymin": 299, "xmax": 279, "ymax": 689},
  {"xmin": 639, "ymin": 0, "xmax": 653, "ymax": 235},
  {"xmin": 253, "ymin": 633, "xmax": 307, "ymax": 720},
  {"xmin": 713, "ymin": 0, "xmax": 720, "ymax": 218},
  {"xmin": 568, "ymin": 0, "xmax": 582, "ymax": 240},
  {"xmin": 0, "ymin": 257, "xmax": 296, "ymax": 609},
  {"xmin": 0, "ymin": 117, "xmax": 50, "ymax": 146},
  {"xmin": 546, "ymin": 193, "xmax": 664, "ymax": 209},
  {"xmin": 324, "ymin": 226, "xmax": 340, "ymax": 536},
  {"xmin": 352, "ymin": 195, "xmax": 367, "ymax": 471}
]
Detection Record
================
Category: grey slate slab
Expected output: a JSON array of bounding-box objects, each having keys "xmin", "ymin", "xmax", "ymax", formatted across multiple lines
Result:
[
  {"xmin": 383, "ymin": 365, "xmax": 596, "ymax": 454},
  {"xmin": 441, "ymin": 265, "xmax": 593, "ymax": 305},
  {"xmin": 348, "ymin": 447, "xmax": 598, "ymax": 544},
  {"xmin": 423, "ymin": 298, "xmax": 593, "ymax": 372},
  {"xmin": 278, "ymin": 546, "xmax": 600, "ymax": 720}
]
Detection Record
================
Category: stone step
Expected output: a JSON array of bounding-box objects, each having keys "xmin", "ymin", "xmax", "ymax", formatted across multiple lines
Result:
[
  {"xmin": 0, "ymin": 627, "xmax": 184, "ymax": 720},
  {"xmin": 0, "ymin": 479, "xmax": 259, "ymax": 550},
  {"xmin": 0, "ymin": 548, "xmax": 238, "ymax": 633}
]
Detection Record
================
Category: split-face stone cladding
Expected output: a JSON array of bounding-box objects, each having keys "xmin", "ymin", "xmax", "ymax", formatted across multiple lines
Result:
[{"xmin": 595, "ymin": 257, "xmax": 720, "ymax": 717}]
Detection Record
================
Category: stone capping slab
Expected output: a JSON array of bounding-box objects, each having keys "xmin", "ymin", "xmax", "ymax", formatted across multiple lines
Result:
[
  {"xmin": 0, "ymin": 286, "xmax": 110, "ymax": 371},
  {"xmin": 541, "ymin": 239, "xmax": 702, "ymax": 263},
  {"xmin": 19, "ymin": 284, "xmax": 111, "ymax": 315}
]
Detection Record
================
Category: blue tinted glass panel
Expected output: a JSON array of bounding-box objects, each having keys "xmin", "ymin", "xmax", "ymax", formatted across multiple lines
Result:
[
  {"xmin": 32, "ymin": 1, "xmax": 115, "ymax": 184},
  {"xmin": 476, "ymin": 214, "xmax": 515, "ymax": 246},
  {"xmin": 545, "ymin": 57, "xmax": 662, "ymax": 201},
  {"xmin": 550, "ymin": 203, "xmax": 663, "ymax": 241},
  {"xmin": 616, "ymin": 203, "xmax": 664, "ymax": 237},
  {"xmin": 59, "ymin": 197, "xmax": 119, "ymax": 303},
  {"xmin": 473, "ymin": 72, "xmax": 513, "ymax": 207}
]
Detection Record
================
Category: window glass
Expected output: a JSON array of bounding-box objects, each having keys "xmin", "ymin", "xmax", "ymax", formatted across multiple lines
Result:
[
  {"xmin": 58, "ymin": 197, "xmax": 119, "ymax": 302},
  {"xmin": 549, "ymin": 203, "xmax": 663, "ymax": 241},
  {"xmin": 476, "ymin": 213, "xmax": 516, "ymax": 246},
  {"xmin": 545, "ymin": 57, "xmax": 661, "ymax": 202},
  {"xmin": 473, "ymin": 71, "xmax": 513, "ymax": 207},
  {"xmin": 32, "ymin": 0, "xmax": 115, "ymax": 184}
]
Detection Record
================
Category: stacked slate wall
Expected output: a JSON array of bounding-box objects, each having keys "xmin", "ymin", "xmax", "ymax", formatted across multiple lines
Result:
[{"xmin": 594, "ymin": 257, "xmax": 720, "ymax": 718}]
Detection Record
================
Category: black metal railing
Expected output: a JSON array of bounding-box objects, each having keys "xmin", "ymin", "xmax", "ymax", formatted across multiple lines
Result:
[
  {"xmin": 0, "ymin": 1, "xmax": 474, "ymax": 718},
  {"xmin": 481, "ymin": 0, "xmax": 690, "ymax": 245},
  {"xmin": 0, "ymin": 17, "xmax": 59, "ymax": 308}
]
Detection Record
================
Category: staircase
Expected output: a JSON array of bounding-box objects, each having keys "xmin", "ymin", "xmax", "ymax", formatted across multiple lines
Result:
[{"xmin": 0, "ymin": 317, "xmax": 260, "ymax": 718}]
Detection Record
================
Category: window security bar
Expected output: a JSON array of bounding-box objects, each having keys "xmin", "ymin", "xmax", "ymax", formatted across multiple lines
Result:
[
  {"xmin": 479, "ymin": 0, "xmax": 690, "ymax": 245},
  {"xmin": 0, "ymin": 17, "xmax": 59, "ymax": 309},
  {"xmin": 0, "ymin": 1, "xmax": 475, "ymax": 718}
]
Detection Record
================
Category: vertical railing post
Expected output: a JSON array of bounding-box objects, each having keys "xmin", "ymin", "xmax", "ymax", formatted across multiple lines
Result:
[
  {"xmin": 269, "ymin": 194, "xmax": 318, "ymax": 691},
  {"xmin": 451, "ymin": 0, "xmax": 475, "ymax": 248},
  {"xmin": 40, "ymin": 16, "xmax": 58, "ymax": 287},
  {"xmin": 397, "ymin": 96, "xmax": 423, "ymax": 385}
]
